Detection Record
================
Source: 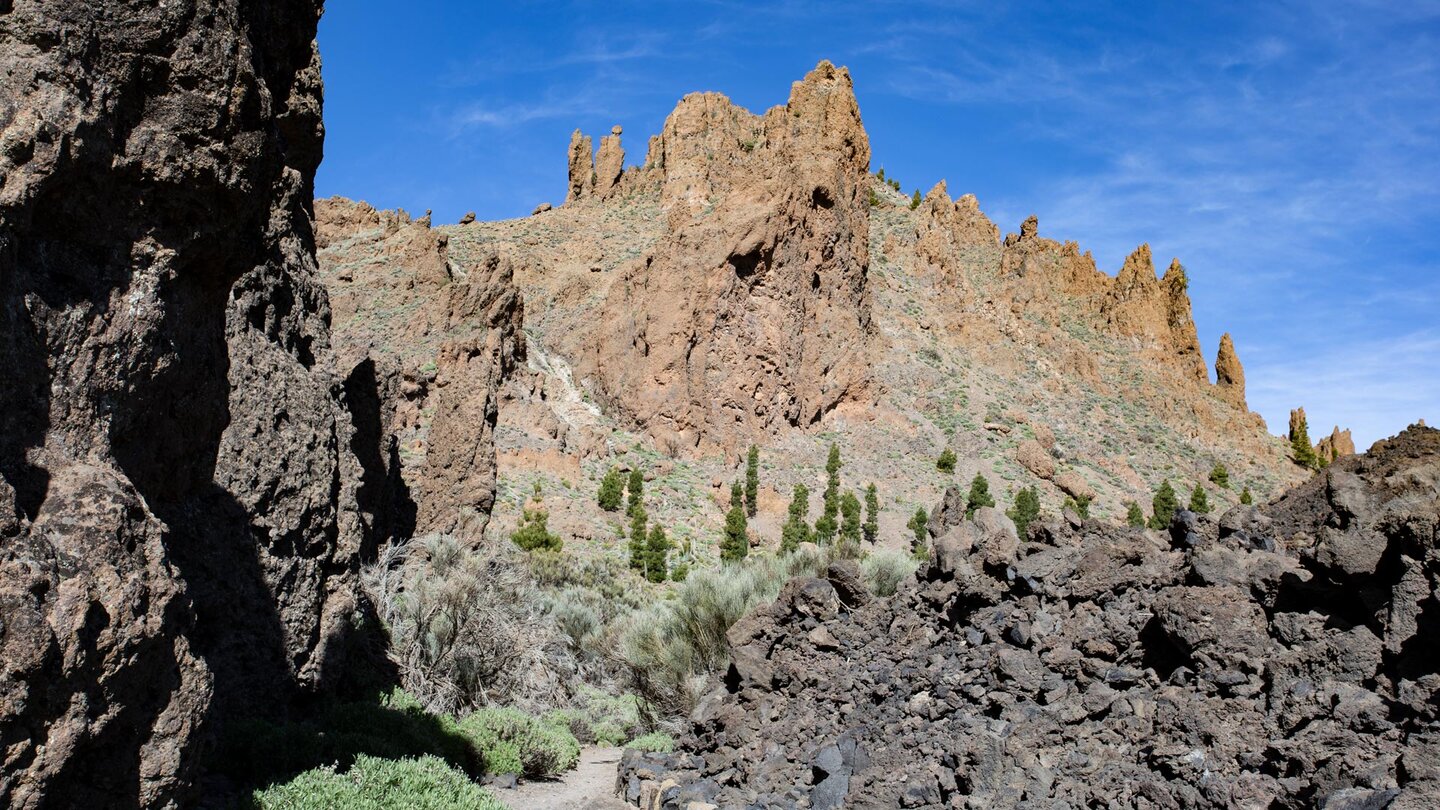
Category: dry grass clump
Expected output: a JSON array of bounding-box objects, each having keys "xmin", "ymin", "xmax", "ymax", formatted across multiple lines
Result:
[{"xmin": 364, "ymin": 535, "xmax": 575, "ymax": 716}]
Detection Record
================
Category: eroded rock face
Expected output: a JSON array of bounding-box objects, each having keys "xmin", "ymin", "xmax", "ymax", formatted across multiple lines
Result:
[
  {"xmin": 1317, "ymin": 425, "xmax": 1357, "ymax": 463},
  {"xmin": 622, "ymin": 427, "xmax": 1440, "ymax": 808},
  {"xmin": 0, "ymin": 2, "xmax": 398, "ymax": 806},
  {"xmin": 1215, "ymin": 331, "xmax": 1247, "ymax": 406},
  {"xmin": 315, "ymin": 198, "xmax": 526, "ymax": 543},
  {"xmin": 559, "ymin": 60, "xmax": 878, "ymax": 455},
  {"xmin": 1102, "ymin": 246, "xmax": 1207, "ymax": 382}
]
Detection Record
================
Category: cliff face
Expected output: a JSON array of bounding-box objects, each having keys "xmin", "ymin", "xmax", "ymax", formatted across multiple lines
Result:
[
  {"xmin": 0, "ymin": 3, "xmax": 420, "ymax": 806},
  {"xmin": 558, "ymin": 60, "xmax": 878, "ymax": 455},
  {"xmin": 315, "ymin": 197, "xmax": 526, "ymax": 542}
]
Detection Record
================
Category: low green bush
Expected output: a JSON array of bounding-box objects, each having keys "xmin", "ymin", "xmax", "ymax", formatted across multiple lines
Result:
[
  {"xmin": 625, "ymin": 732, "xmax": 676, "ymax": 753},
  {"xmin": 215, "ymin": 687, "xmax": 475, "ymax": 788},
  {"xmin": 457, "ymin": 706, "xmax": 580, "ymax": 778},
  {"xmin": 249, "ymin": 754, "xmax": 505, "ymax": 810},
  {"xmin": 618, "ymin": 550, "xmax": 831, "ymax": 716},
  {"xmin": 861, "ymin": 549, "xmax": 918, "ymax": 597}
]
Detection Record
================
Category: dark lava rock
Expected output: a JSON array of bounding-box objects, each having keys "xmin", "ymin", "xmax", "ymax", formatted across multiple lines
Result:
[
  {"xmin": 0, "ymin": 2, "xmax": 521, "ymax": 807},
  {"xmin": 621, "ymin": 427, "xmax": 1440, "ymax": 808}
]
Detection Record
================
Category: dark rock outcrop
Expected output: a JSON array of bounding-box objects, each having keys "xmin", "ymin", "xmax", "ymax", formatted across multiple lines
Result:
[
  {"xmin": 621, "ymin": 426, "xmax": 1440, "ymax": 808},
  {"xmin": 0, "ymin": 2, "xmax": 437, "ymax": 806}
]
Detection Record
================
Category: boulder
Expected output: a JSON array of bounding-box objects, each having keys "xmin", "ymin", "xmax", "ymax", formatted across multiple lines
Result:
[{"xmin": 1016, "ymin": 439, "xmax": 1056, "ymax": 479}]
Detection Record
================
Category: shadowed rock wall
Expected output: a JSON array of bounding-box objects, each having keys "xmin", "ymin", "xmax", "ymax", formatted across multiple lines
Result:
[{"xmin": 0, "ymin": 2, "xmax": 414, "ymax": 806}]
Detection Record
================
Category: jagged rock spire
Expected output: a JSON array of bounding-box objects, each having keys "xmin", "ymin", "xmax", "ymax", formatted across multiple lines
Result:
[
  {"xmin": 1215, "ymin": 332, "xmax": 1246, "ymax": 406},
  {"xmin": 566, "ymin": 129, "xmax": 594, "ymax": 203}
]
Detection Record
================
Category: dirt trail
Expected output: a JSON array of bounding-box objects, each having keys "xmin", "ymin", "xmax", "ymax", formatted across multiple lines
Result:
[{"xmin": 498, "ymin": 746, "xmax": 629, "ymax": 810}]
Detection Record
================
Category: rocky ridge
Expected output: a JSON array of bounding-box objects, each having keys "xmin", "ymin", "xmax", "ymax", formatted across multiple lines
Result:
[
  {"xmin": 319, "ymin": 61, "xmax": 1302, "ymax": 559},
  {"xmin": 620, "ymin": 425, "xmax": 1440, "ymax": 808}
]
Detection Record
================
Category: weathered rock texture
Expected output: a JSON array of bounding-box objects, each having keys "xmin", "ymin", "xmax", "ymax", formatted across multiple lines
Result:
[
  {"xmin": 315, "ymin": 197, "xmax": 525, "ymax": 542},
  {"xmin": 1215, "ymin": 332, "xmax": 1246, "ymax": 405},
  {"xmin": 557, "ymin": 60, "xmax": 877, "ymax": 455},
  {"xmin": 1317, "ymin": 425, "xmax": 1358, "ymax": 464},
  {"xmin": 621, "ymin": 426, "xmax": 1440, "ymax": 808},
  {"xmin": 0, "ymin": 3, "xmax": 450, "ymax": 806}
]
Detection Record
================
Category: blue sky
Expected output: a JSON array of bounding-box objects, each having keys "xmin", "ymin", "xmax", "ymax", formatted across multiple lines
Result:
[{"xmin": 317, "ymin": 1, "xmax": 1440, "ymax": 448}]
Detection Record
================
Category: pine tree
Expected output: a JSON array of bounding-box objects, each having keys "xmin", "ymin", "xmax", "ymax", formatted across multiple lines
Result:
[
  {"xmin": 511, "ymin": 509, "xmax": 562, "ymax": 552},
  {"xmin": 645, "ymin": 524, "xmax": 672, "ymax": 583},
  {"xmin": 839, "ymin": 490, "xmax": 862, "ymax": 547},
  {"xmin": 1126, "ymin": 501, "xmax": 1146, "ymax": 527},
  {"xmin": 1189, "ymin": 483, "xmax": 1210, "ymax": 514},
  {"xmin": 744, "ymin": 445, "xmax": 760, "ymax": 518},
  {"xmin": 1240, "ymin": 487, "xmax": 1254, "ymax": 506},
  {"xmin": 965, "ymin": 473, "xmax": 995, "ymax": 517},
  {"xmin": 907, "ymin": 507, "xmax": 929, "ymax": 556},
  {"xmin": 1063, "ymin": 494, "xmax": 1092, "ymax": 520},
  {"xmin": 780, "ymin": 483, "xmax": 811, "ymax": 553},
  {"xmin": 730, "ymin": 480, "xmax": 744, "ymax": 512},
  {"xmin": 1208, "ymin": 463, "xmax": 1230, "ymax": 489},
  {"xmin": 936, "ymin": 448, "xmax": 957, "ymax": 473},
  {"xmin": 1149, "ymin": 480, "xmax": 1178, "ymax": 529},
  {"xmin": 721, "ymin": 500, "xmax": 749, "ymax": 563},
  {"xmin": 863, "ymin": 484, "xmax": 880, "ymax": 544},
  {"xmin": 910, "ymin": 189, "xmax": 922, "ymax": 210},
  {"xmin": 597, "ymin": 467, "xmax": 624, "ymax": 511},
  {"xmin": 1008, "ymin": 486, "xmax": 1041, "ymax": 536},
  {"xmin": 626, "ymin": 468, "xmax": 644, "ymax": 515},
  {"xmin": 817, "ymin": 443, "xmax": 842, "ymax": 543},
  {"xmin": 1290, "ymin": 416, "xmax": 1319, "ymax": 470},
  {"xmin": 627, "ymin": 505, "xmax": 648, "ymax": 571}
]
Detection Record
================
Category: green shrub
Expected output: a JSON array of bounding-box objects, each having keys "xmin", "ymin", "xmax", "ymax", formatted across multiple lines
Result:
[
  {"xmin": 627, "ymin": 468, "xmax": 645, "ymax": 515},
  {"xmin": 1149, "ymin": 481, "xmax": 1178, "ymax": 529},
  {"xmin": 907, "ymin": 507, "xmax": 929, "ymax": 556},
  {"xmin": 541, "ymin": 686, "xmax": 643, "ymax": 746},
  {"xmin": 1125, "ymin": 501, "xmax": 1146, "ymax": 527},
  {"xmin": 598, "ymin": 467, "xmax": 624, "ymax": 511},
  {"xmin": 839, "ymin": 490, "xmax": 862, "ymax": 547},
  {"xmin": 645, "ymin": 524, "xmax": 673, "ymax": 583},
  {"xmin": 1290, "ymin": 415, "xmax": 1319, "ymax": 470},
  {"xmin": 936, "ymin": 448, "xmax": 957, "ymax": 473},
  {"xmin": 780, "ymin": 483, "xmax": 812, "ymax": 553},
  {"xmin": 250, "ymin": 755, "xmax": 505, "ymax": 810},
  {"xmin": 626, "ymin": 732, "xmax": 676, "ymax": 753},
  {"xmin": 457, "ymin": 707, "xmax": 580, "ymax": 778},
  {"xmin": 511, "ymin": 509, "xmax": 562, "ymax": 552},
  {"xmin": 1208, "ymin": 463, "xmax": 1230, "ymax": 489},
  {"xmin": 862, "ymin": 484, "xmax": 879, "ymax": 544},
  {"xmin": 618, "ymin": 553, "xmax": 827, "ymax": 716},
  {"xmin": 628, "ymin": 505, "xmax": 648, "ymax": 571},
  {"xmin": 1008, "ymin": 487, "xmax": 1041, "ymax": 536},
  {"xmin": 965, "ymin": 474, "xmax": 995, "ymax": 517},
  {"xmin": 1063, "ymin": 494, "xmax": 1091, "ymax": 520},
  {"xmin": 910, "ymin": 189, "xmax": 922, "ymax": 209},
  {"xmin": 745, "ymin": 445, "xmax": 760, "ymax": 517},
  {"xmin": 1240, "ymin": 487, "xmax": 1253, "ymax": 505},
  {"xmin": 721, "ymin": 492, "xmax": 748, "ymax": 563},
  {"xmin": 862, "ymin": 549, "xmax": 918, "ymax": 597},
  {"xmin": 1188, "ymin": 483, "xmax": 1210, "ymax": 514}
]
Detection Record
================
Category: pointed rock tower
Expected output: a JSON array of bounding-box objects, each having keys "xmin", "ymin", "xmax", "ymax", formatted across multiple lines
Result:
[{"xmin": 1214, "ymin": 332, "xmax": 1247, "ymax": 406}]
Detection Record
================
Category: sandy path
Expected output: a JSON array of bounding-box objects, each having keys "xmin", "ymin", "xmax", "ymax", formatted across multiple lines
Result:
[{"xmin": 497, "ymin": 746, "xmax": 630, "ymax": 810}]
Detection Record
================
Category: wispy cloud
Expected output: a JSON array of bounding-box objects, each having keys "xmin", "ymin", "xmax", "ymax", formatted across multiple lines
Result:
[{"xmin": 1246, "ymin": 329, "xmax": 1440, "ymax": 447}]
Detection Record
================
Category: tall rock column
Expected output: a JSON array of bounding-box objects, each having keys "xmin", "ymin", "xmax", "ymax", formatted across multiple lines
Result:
[
  {"xmin": 595, "ymin": 125, "xmax": 626, "ymax": 196},
  {"xmin": 0, "ymin": 1, "xmax": 396, "ymax": 806},
  {"xmin": 566, "ymin": 130, "xmax": 595, "ymax": 202},
  {"xmin": 1214, "ymin": 332, "xmax": 1247, "ymax": 407}
]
